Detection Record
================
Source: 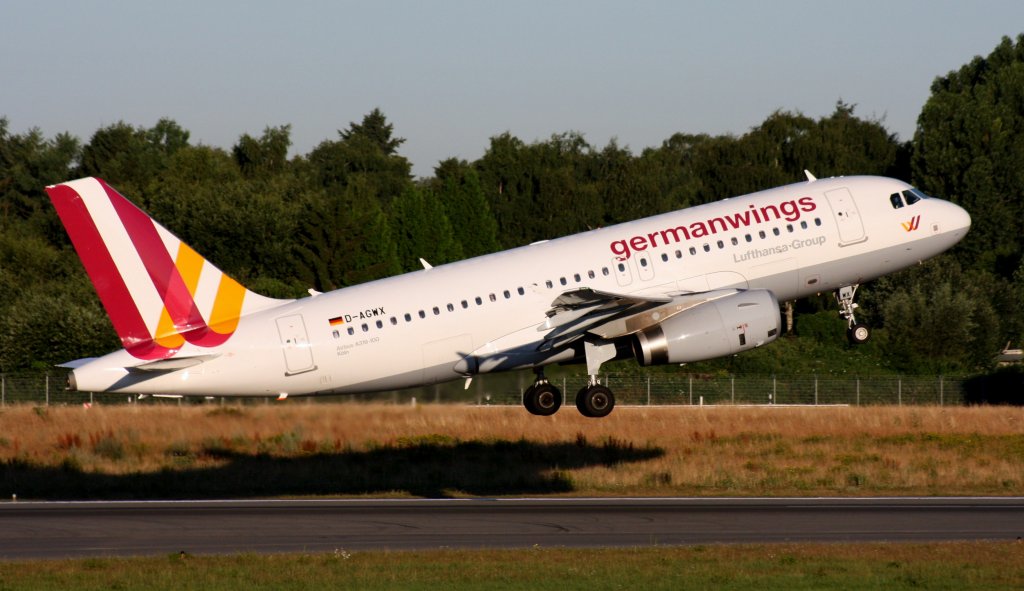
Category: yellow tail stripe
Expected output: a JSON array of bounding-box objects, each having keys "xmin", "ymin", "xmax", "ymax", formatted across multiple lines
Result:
[
  {"xmin": 153, "ymin": 244, "xmax": 205, "ymax": 348},
  {"xmin": 209, "ymin": 275, "xmax": 247, "ymax": 334}
]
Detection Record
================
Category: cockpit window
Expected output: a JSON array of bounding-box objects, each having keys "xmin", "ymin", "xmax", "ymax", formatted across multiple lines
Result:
[
  {"xmin": 890, "ymin": 193, "xmax": 904, "ymax": 209},
  {"xmin": 903, "ymin": 188, "xmax": 927, "ymax": 205}
]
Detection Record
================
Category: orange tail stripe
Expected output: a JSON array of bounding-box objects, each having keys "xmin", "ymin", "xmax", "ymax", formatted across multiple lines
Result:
[{"xmin": 208, "ymin": 275, "xmax": 247, "ymax": 335}]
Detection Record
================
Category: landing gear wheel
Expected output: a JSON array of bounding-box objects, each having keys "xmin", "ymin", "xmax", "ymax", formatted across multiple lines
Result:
[
  {"xmin": 847, "ymin": 323, "xmax": 871, "ymax": 345},
  {"xmin": 575, "ymin": 385, "xmax": 615, "ymax": 418},
  {"xmin": 523, "ymin": 383, "xmax": 562, "ymax": 416}
]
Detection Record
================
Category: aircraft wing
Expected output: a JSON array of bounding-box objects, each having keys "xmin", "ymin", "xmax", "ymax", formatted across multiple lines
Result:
[
  {"xmin": 537, "ymin": 288, "xmax": 671, "ymax": 350},
  {"xmin": 539, "ymin": 287, "xmax": 742, "ymax": 350}
]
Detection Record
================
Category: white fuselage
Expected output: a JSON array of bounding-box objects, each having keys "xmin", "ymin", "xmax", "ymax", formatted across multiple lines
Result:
[{"xmin": 70, "ymin": 176, "xmax": 970, "ymax": 396}]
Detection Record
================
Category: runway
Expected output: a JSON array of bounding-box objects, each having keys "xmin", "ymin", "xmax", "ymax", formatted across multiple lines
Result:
[{"xmin": 1, "ymin": 497, "xmax": 1022, "ymax": 559}]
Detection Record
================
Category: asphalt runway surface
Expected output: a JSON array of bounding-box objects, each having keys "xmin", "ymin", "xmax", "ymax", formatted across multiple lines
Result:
[{"xmin": 1, "ymin": 497, "xmax": 1022, "ymax": 559}]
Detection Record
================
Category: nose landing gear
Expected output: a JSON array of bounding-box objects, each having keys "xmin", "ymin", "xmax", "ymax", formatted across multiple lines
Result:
[{"xmin": 836, "ymin": 284, "xmax": 870, "ymax": 344}]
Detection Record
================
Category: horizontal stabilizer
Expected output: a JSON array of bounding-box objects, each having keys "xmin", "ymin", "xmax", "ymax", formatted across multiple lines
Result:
[
  {"xmin": 57, "ymin": 358, "xmax": 97, "ymax": 369},
  {"xmin": 130, "ymin": 354, "xmax": 219, "ymax": 372}
]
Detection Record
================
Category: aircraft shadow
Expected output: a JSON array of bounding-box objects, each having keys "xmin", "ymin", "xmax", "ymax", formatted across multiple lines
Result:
[{"xmin": 1, "ymin": 437, "xmax": 663, "ymax": 500}]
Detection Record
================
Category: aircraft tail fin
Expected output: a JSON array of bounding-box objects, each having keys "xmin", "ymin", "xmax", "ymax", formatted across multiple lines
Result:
[{"xmin": 46, "ymin": 177, "xmax": 287, "ymax": 360}]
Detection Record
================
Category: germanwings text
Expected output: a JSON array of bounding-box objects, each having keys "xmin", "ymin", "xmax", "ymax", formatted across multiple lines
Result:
[{"xmin": 609, "ymin": 197, "xmax": 817, "ymax": 260}]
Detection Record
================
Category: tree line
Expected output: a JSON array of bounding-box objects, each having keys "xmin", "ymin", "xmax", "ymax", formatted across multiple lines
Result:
[{"xmin": 3, "ymin": 35, "xmax": 1024, "ymax": 377}]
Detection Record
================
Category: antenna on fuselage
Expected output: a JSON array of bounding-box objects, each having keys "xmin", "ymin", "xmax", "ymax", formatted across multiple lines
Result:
[{"xmin": 804, "ymin": 170, "xmax": 817, "ymax": 182}]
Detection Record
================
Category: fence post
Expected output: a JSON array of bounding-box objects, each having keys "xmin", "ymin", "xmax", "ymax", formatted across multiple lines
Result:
[
  {"xmin": 856, "ymin": 377, "xmax": 860, "ymax": 406},
  {"xmin": 731, "ymin": 375, "xmax": 735, "ymax": 404},
  {"xmin": 939, "ymin": 376, "xmax": 944, "ymax": 406},
  {"xmin": 772, "ymin": 375, "xmax": 776, "ymax": 405},
  {"xmin": 814, "ymin": 375, "xmax": 818, "ymax": 406},
  {"xmin": 1, "ymin": 374, "xmax": 4, "ymax": 407},
  {"xmin": 688, "ymin": 374, "xmax": 693, "ymax": 406},
  {"xmin": 646, "ymin": 376, "xmax": 650, "ymax": 406},
  {"xmin": 898, "ymin": 377, "xmax": 902, "ymax": 406},
  {"xmin": 45, "ymin": 374, "xmax": 50, "ymax": 406}
]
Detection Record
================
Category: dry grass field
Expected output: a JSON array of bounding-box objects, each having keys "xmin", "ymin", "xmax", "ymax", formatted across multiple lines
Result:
[{"xmin": 1, "ymin": 403, "xmax": 1022, "ymax": 499}]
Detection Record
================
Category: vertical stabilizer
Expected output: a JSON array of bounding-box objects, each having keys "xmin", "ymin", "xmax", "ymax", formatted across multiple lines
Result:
[{"xmin": 46, "ymin": 177, "xmax": 286, "ymax": 360}]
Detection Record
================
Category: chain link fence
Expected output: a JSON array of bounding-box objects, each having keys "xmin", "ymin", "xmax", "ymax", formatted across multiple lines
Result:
[{"xmin": 0, "ymin": 370, "xmax": 968, "ymax": 407}]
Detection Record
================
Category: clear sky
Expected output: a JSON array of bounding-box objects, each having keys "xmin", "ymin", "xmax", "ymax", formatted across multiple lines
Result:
[{"xmin": 2, "ymin": 1, "xmax": 1022, "ymax": 177}]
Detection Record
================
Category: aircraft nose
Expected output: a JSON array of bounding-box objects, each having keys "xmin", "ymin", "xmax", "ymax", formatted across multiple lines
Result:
[{"xmin": 950, "ymin": 201, "xmax": 971, "ymax": 232}]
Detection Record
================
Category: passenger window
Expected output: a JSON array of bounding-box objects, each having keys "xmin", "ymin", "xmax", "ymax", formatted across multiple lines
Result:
[
  {"xmin": 675, "ymin": 250, "xmax": 682, "ymax": 258},
  {"xmin": 773, "ymin": 228, "xmax": 781, "ymax": 236},
  {"xmin": 461, "ymin": 300, "xmax": 468, "ymax": 309},
  {"xmin": 703, "ymin": 244, "xmax": 710, "ymax": 252},
  {"xmin": 786, "ymin": 224, "xmax": 793, "ymax": 233},
  {"xmin": 418, "ymin": 310, "xmax": 426, "ymax": 319},
  {"xmin": 745, "ymin": 234, "xmax": 752, "ymax": 243},
  {"xmin": 332, "ymin": 330, "xmax": 340, "ymax": 339},
  {"xmin": 489, "ymin": 293, "xmax": 497, "ymax": 302},
  {"xmin": 559, "ymin": 277, "xmax": 567, "ymax": 286},
  {"xmin": 800, "ymin": 220, "xmax": 807, "ymax": 229},
  {"xmin": 361, "ymin": 323, "xmax": 369, "ymax": 332},
  {"xmin": 617, "ymin": 262, "xmax": 626, "ymax": 272},
  {"xmin": 390, "ymin": 317, "xmax": 398, "ymax": 325},
  {"xmin": 731, "ymin": 237, "xmax": 738, "ymax": 246},
  {"xmin": 503, "ymin": 290, "xmax": 511, "ymax": 299},
  {"xmin": 475, "ymin": 296, "xmax": 482, "ymax": 305},
  {"xmin": 814, "ymin": 218, "xmax": 822, "ymax": 226},
  {"xmin": 890, "ymin": 193, "xmax": 904, "ymax": 209},
  {"xmin": 716, "ymin": 240, "xmax": 724, "ymax": 249},
  {"xmin": 689, "ymin": 247, "xmax": 697, "ymax": 255},
  {"xmin": 758, "ymin": 230, "xmax": 766, "ymax": 239},
  {"xmin": 574, "ymin": 273, "xmax": 581, "ymax": 282},
  {"xmin": 376, "ymin": 320, "xmax": 383, "ymax": 328},
  {"xmin": 517, "ymin": 287, "xmax": 525, "ymax": 295},
  {"xmin": 602, "ymin": 267, "xmax": 610, "ymax": 276},
  {"xmin": 404, "ymin": 313, "xmax": 411, "ymax": 322},
  {"xmin": 640, "ymin": 257, "xmax": 648, "ymax": 267},
  {"xmin": 545, "ymin": 280, "xmax": 553, "ymax": 289},
  {"xmin": 588, "ymin": 270, "xmax": 596, "ymax": 279},
  {"xmin": 661, "ymin": 253, "xmax": 669, "ymax": 262},
  {"xmin": 447, "ymin": 303, "xmax": 454, "ymax": 312},
  {"xmin": 347, "ymin": 327, "xmax": 355, "ymax": 335}
]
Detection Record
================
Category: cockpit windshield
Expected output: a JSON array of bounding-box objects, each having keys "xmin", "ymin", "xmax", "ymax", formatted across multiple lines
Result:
[{"xmin": 889, "ymin": 188, "xmax": 930, "ymax": 209}]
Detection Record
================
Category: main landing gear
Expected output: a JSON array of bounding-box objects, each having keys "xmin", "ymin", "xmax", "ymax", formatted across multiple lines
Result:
[
  {"xmin": 522, "ymin": 339, "xmax": 618, "ymax": 418},
  {"xmin": 836, "ymin": 284, "xmax": 870, "ymax": 345}
]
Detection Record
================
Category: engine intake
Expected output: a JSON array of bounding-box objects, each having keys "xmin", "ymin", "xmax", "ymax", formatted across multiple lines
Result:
[{"xmin": 633, "ymin": 289, "xmax": 780, "ymax": 365}]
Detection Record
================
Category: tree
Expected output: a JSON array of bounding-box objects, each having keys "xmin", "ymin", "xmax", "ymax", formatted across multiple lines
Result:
[
  {"xmin": 340, "ymin": 107, "xmax": 405, "ymax": 156},
  {"xmin": 434, "ymin": 161, "xmax": 500, "ymax": 258},
  {"xmin": 913, "ymin": 34, "xmax": 1024, "ymax": 276},
  {"xmin": 389, "ymin": 185, "xmax": 462, "ymax": 271},
  {"xmin": 233, "ymin": 125, "xmax": 291, "ymax": 178}
]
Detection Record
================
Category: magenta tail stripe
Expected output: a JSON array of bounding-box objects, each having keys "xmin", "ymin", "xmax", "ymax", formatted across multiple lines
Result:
[
  {"xmin": 100, "ymin": 180, "xmax": 212, "ymax": 340},
  {"xmin": 45, "ymin": 183, "xmax": 176, "ymax": 360}
]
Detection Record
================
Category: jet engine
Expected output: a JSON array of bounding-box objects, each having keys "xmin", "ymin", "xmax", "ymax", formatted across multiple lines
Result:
[{"xmin": 632, "ymin": 289, "xmax": 780, "ymax": 365}]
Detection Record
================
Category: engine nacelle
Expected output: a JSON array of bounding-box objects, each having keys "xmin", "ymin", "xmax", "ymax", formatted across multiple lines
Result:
[{"xmin": 632, "ymin": 289, "xmax": 780, "ymax": 365}]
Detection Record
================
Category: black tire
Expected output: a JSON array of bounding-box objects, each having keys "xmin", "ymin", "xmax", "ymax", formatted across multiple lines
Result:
[
  {"xmin": 524, "ymin": 383, "xmax": 562, "ymax": 416},
  {"xmin": 847, "ymin": 323, "xmax": 870, "ymax": 345},
  {"xmin": 575, "ymin": 385, "xmax": 615, "ymax": 418}
]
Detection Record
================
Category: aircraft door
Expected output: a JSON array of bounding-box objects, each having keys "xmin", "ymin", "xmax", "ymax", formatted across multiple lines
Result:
[
  {"xmin": 613, "ymin": 258, "xmax": 633, "ymax": 287},
  {"xmin": 824, "ymin": 187, "xmax": 867, "ymax": 246},
  {"xmin": 276, "ymin": 315, "xmax": 317, "ymax": 376},
  {"xmin": 634, "ymin": 251, "xmax": 655, "ymax": 281}
]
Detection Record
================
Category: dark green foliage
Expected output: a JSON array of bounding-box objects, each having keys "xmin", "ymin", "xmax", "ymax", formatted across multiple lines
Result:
[
  {"xmin": 389, "ymin": 185, "xmax": 462, "ymax": 271},
  {"xmin": 913, "ymin": 34, "xmax": 1024, "ymax": 276}
]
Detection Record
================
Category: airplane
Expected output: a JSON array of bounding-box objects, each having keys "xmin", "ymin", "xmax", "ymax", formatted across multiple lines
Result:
[{"xmin": 46, "ymin": 173, "xmax": 970, "ymax": 417}]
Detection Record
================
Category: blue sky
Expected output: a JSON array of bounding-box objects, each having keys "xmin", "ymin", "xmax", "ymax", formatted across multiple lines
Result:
[{"xmin": 2, "ymin": 1, "xmax": 1022, "ymax": 176}]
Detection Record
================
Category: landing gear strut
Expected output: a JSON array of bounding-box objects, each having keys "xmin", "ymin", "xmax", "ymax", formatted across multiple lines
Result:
[
  {"xmin": 836, "ymin": 284, "xmax": 870, "ymax": 344},
  {"xmin": 522, "ymin": 369, "xmax": 562, "ymax": 416}
]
